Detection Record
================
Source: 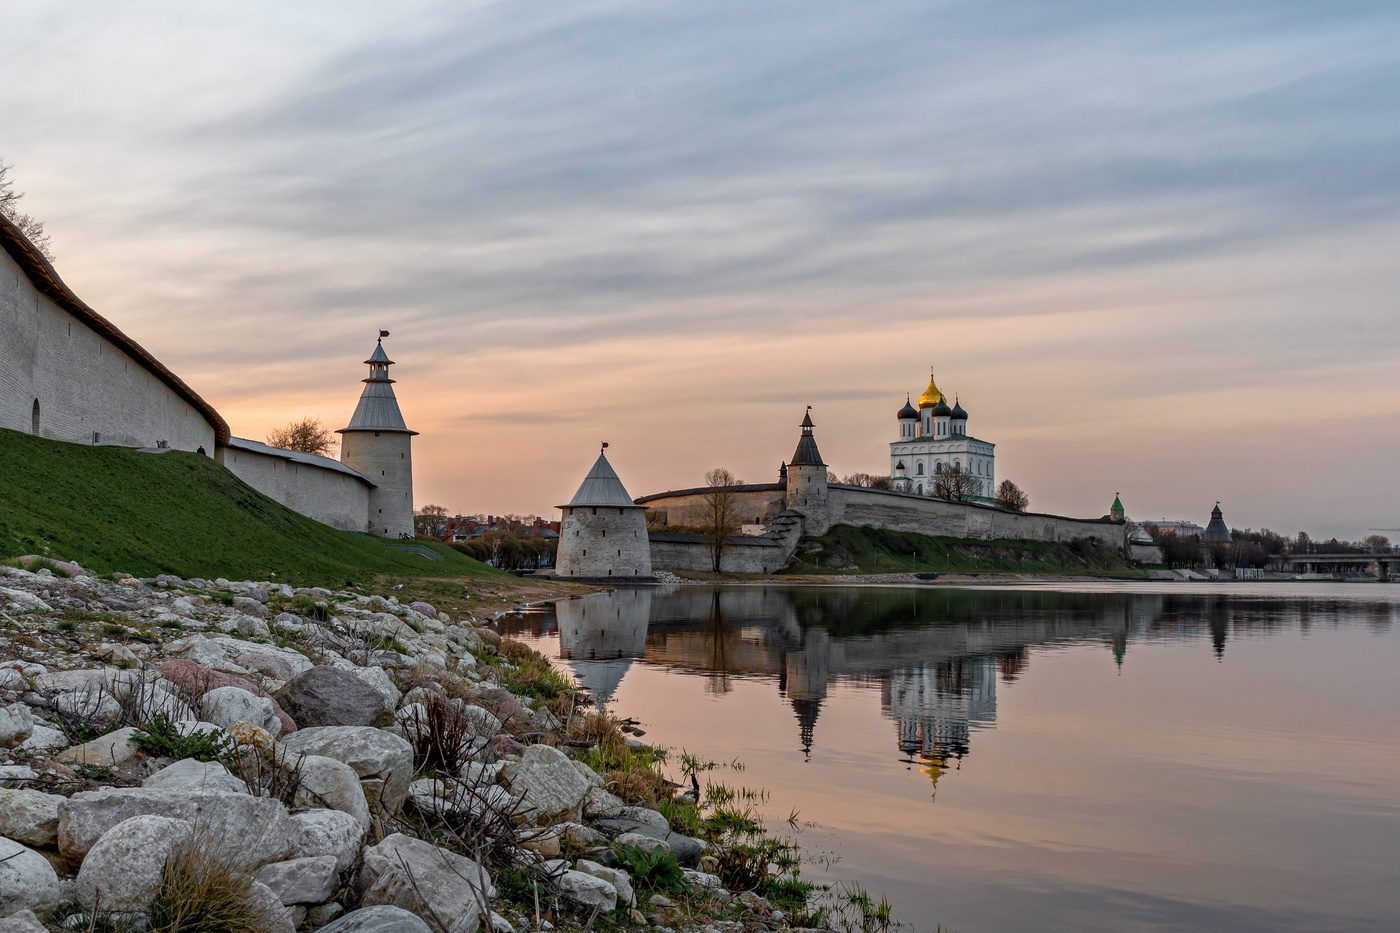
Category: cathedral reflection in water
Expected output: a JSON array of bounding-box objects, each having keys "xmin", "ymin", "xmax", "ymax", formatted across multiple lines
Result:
[{"xmin": 514, "ymin": 585, "xmax": 1383, "ymax": 794}]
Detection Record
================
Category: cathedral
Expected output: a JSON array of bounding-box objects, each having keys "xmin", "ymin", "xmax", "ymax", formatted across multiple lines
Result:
[{"xmin": 889, "ymin": 368, "xmax": 996, "ymax": 499}]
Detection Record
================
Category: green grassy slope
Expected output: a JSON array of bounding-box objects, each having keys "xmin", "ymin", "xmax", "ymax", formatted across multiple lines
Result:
[
  {"xmin": 0, "ymin": 427, "xmax": 500, "ymax": 584},
  {"xmin": 781, "ymin": 524, "xmax": 1145, "ymax": 578}
]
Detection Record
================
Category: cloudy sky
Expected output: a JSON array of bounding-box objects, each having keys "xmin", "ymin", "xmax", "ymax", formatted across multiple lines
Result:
[{"xmin": 3, "ymin": 0, "xmax": 1397, "ymax": 538}]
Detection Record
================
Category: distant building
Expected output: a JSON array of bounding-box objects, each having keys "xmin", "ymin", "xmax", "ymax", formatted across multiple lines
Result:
[
  {"xmin": 1203, "ymin": 503, "xmax": 1233, "ymax": 544},
  {"xmin": 1144, "ymin": 519, "xmax": 1206, "ymax": 539},
  {"xmin": 889, "ymin": 368, "xmax": 996, "ymax": 499}
]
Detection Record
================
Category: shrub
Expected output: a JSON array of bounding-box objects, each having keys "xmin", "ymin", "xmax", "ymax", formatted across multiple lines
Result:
[
  {"xmin": 611, "ymin": 842, "xmax": 689, "ymax": 894},
  {"xmin": 131, "ymin": 715, "xmax": 234, "ymax": 764}
]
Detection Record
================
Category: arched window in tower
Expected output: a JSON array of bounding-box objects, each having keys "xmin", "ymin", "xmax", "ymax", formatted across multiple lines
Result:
[{"xmin": 31, "ymin": 399, "xmax": 40, "ymax": 435}]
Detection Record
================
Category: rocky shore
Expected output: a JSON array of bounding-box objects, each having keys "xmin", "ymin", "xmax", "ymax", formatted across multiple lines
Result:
[{"xmin": 1, "ymin": 559, "xmax": 832, "ymax": 933}]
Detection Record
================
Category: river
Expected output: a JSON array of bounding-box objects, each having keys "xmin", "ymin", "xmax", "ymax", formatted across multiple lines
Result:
[{"xmin": 497, "ymin": 582, "xmax": 1400, "ymax": 933}]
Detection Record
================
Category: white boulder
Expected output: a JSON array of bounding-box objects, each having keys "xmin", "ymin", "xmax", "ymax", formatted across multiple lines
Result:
[
  {"xmin": 0, "ymin": 702, "xmax": 35, "ymax": 748},
  {"xmin": 574, "ymin": 859, "xmax": 635, "ymax": 907},
  {"xmin": 501, "ymin": 744, "xmax": 592, "ymax": 824},
  {"xmin": 58, "ymin": 787, "xmax": 293, "ymax": 868},
  {"xmin": 0, "ymin": 788, "xmax": 63, "ymax": 846},
  {"xmin": 557, "ymin": 869, "xmax": 617, "ymax": 912},
  {"xmin": 255, "ymin": 854, "xmax": 340, "ymax": 905},
  {"xmin": 142, "ymin": 758, "xmax": 248, "ymax": 795},
  {"xmin": 74, "ymin": 814, "xmax": 193, "ymax": 911},
  {"xmin": 200, "ymin": 685, "xmax": 282, "ymax": 737},
  {"xmin": 0, "ymin": 837, "xmax": 62, "ymax": 915},
  {"xmin": 288, "ymin": 807, "xmax": 365, "ymax": 874},
  {"xmin": 294, "ymin": 754, "xmax": 371, "ymax": 832},
  {"xmin": 358, "ymin": 833, "xmax": 495, "ymax": 933},
  {"xmin": 281, "ymin": 726, "xmax": 414, "ymax": 813}
]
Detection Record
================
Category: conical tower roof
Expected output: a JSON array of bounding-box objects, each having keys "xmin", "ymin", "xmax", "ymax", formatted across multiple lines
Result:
[
  {"xmin": 339, "ymin": 336, "xmax": 417, "ymax": 435},
  {"xmin": 790, "ymin": 408, "xmax": 825, "ymax": 466},
  {"xmin": 1203, "ymin": 502, "xmax": 1232, "ymax": 543},
  {"xmin": 562, "ymin": 451, "xmax": 642, "ymax": 508}
]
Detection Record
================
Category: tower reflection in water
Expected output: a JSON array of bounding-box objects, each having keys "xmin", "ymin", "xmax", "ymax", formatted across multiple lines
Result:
[{"xmin": 511, "ymin": 586, "xmax": 1374, "ymax": 800}]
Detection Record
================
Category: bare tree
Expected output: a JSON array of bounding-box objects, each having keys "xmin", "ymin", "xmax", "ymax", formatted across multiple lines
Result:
[
  {"xmin": 840, "ymin": 472, "xmax": 892, "ymax": 489},
  {"xmin": 267, "ymin": 416, "xmax": 337, "ymax": 456},
  {"xmin": 995, "ymin": 479, "xmax": 1029, "ymax": 512},
  {"xmin": 415, "ymin": 504, "xmax": 450, "ymax": 540},
  {"xmin": 0, "ymin": 159, "xmax": 55, "ymax": 261},
  {"xmin": 1364, "ymin": 534, "xmax": 1391, "ymax": 553},
  {"xmin": 699, "ymin": 468, "xmax": 742, "ymax": 573},
  {"xmin": 932, "ymin": 463, "xmax": 980, "ymax": 501}
]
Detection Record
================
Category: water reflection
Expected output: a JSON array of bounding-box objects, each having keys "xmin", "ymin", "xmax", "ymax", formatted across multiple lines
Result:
[
  {"xmin": 499, "ymin": 585, "xmax": 1400, "ymax": 933},
  {"xmin": 514, "ymin": 586, "xmax": 1400, "ymax": 767}
]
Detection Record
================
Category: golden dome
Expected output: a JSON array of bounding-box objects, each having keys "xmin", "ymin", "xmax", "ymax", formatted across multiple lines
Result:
[{"xmin": 917, "ymin": 369, "xmax": 945, "ymax": 409}]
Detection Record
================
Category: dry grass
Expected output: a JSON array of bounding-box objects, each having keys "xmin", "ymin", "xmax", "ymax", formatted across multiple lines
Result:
[{"xmin": 147, "ymin": 836, "xmax": 288, "ymax": 933}]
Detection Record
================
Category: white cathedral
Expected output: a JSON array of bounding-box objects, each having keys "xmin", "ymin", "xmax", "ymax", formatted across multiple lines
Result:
[{"xmin": 889, "ymin": 368, "xmax": 996, "ymax": 499}]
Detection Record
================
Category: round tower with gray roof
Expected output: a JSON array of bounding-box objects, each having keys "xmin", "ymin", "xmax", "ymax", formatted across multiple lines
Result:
[
  {"xmin": 786, "ymin": 408, "xmax": 830, "ymax": 536},
  {"xmin": 338, "ymin": 333, "xmax": 417, "ymax": 538},
  {"xmin": 556, "ymin": 448, "xmax": 653, "ymax": 578}
]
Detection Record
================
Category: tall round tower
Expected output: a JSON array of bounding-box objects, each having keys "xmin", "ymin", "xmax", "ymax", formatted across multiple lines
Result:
[
  {"xmin": 786, "ymin": 408, "xmax": 829, "ymax": 536},
  {"xmin": 338, "ymin": 333, "xmax": 417, "ymax": 538},
  {"xmin": 556, "ymin": 448, "xmax": 653, "ymax": 579}
]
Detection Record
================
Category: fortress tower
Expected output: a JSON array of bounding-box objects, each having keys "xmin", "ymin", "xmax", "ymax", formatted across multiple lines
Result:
[
  {"xmin": 556, "ymin": 449, "xmax": 653, "ymax": 579},
  {"xmin": 786, "ymin": 408, "xmax": 829, "ymax": 536},
  {"xmin": 338, "ymin": 334, "xmax": 417, "ymax": 538}
]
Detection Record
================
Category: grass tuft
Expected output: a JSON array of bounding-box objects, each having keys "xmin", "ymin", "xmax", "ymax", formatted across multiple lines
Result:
[{"xmin": 148, "ymin": 836, "xmax": 287, "ymax": 933}]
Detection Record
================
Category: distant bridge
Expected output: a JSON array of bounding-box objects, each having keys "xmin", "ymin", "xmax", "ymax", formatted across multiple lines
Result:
[{"xmin": 1277, "ymin": 553, "xmax": 1399, "ymax": 580}]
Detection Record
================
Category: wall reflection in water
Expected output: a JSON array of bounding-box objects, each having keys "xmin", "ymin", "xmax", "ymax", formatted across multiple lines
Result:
[{"xmin": 509, "ymin": 586, "xmax": 1400, "ymax": 791}]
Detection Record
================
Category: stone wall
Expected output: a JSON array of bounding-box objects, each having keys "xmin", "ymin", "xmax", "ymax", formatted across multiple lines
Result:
[
  {"xmin": 829, "ymin": 486, "xmax": 1125, "ymax": 545},
  {"xmin": 340, "ymin": 431, "xmax": 414, "ymax": 538},
  {"xmin": 635, "ymin": 485, "xmax": 788, "ymax": 527},
  {"xmin": 216, "ymin": 442, "xmax": 372, "ymax": 533},
  {"xmin": 0, "ymin": 248, "xmax": 217, "ymax": 451},
  {"xmin": 648, "ymin": 532, "xmax": 790, "ymax": 574},
  {"xmin": 557, "ymin": 505, "xmax": 653, "ymax": 578}
]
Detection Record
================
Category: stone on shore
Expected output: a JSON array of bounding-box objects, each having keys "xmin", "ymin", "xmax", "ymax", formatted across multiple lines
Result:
[
  {"xmin": 276, "ymin": 667, "xmax": 394, "ymax": 729},
  {"xmin": 294, "ymin": 754, "xmax": 372, "ymax": 832},
  {"xmin": 0, "ymin": 910, "xmax": 46, "ymax": 933},
  {"xmin": 200, "ymin": 685, "xmax": 283, "ymax": 736},
  {"xmin": 318, "ymin": 906, "xmax": 433, "ymax": 933},
  {"xmin": 557, "ymin": 869, "xmax": 618, "ymax": 911},
  {"xmin": 74, "ymin": 814, "xmax": 193, "ymax": 911},
  {"xmin": 357, "ymin": 833, "xmax": 495, "ymax": 933},
  {"xmin": 56, "ymin": 725, "xmax": 144, "ymax": 767},
  {"xmin": 574, "ymin": 859, "xmax": 635, "ymax": 907},
  {"xmin": 288, "ymin": 808, "xmax": 365, "ymax": 874},
  {"xmin": 0, "ymin": 702, "xmax": 35, "ymax": 748},
  {"xmin": 0, "ymin": 788, "xmax": 63, "ymax": 847},
  {"xmin": 281, "ymin": 726, "xmax": 414, "ymax": 813},
  {"xmin": 255, "ymin": 854, "xmax": 340, "ymax": 905},
  {"xmin": 0, "ymin": 838, "xmax": 62, "ymax": 915},
  {"xmin": 142, "ymin": 758, "xmax": 249, "ymax": 795},
  {"xmin": 58, "ymin": 787, "xmax": 293, "ymax": 867},
  {"xmin": 501, "ymin": 744, "xmax": 592, "ymax": 824}
]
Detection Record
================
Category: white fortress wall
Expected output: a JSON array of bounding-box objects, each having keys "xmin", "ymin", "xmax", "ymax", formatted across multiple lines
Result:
[
  {"xmin": 0, "ymin": 242, "xmax": 220, "ymax": 451},
  {"xmin": 217, "ymin": 439, "xmax": 372, "ymax": 533},
  {"xmin": 829, "ymin": 486, "xmax": 1125, "ymax": 546}
]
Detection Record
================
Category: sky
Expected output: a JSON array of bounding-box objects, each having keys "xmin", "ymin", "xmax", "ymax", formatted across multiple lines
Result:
[{"xmin": 2, "ymin": 0, "xmax": 1397, "ymax": 539}]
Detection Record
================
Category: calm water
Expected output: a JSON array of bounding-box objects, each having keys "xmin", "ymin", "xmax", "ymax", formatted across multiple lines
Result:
[{"xmin": 498, "ymin": 583, "xmax": 1400, "ymax": 933}]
